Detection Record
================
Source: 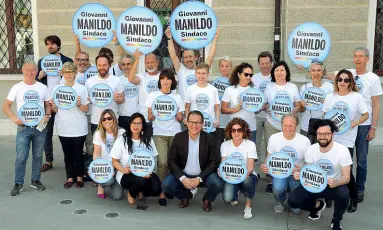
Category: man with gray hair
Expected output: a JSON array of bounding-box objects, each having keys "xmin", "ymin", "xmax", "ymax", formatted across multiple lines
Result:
[{"xmin": 260, "ymin": 113, "xmax": 311, "ymax": 214}]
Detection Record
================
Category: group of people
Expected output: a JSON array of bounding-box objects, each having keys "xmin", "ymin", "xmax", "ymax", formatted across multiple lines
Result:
[{"xmin": 3, "ymin": 26, "xmax": 382, "ymax": 230}]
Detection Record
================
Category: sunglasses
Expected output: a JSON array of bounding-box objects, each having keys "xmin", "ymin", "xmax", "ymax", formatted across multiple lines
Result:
[
  {"xmin": 231, "ymin": 128, "xmax": 244, "ymax": 133},
  {"xmin": 243, "ymin": 73, "xmax": 254, "ymax": 77},
  {"xmin": 102, "ymin": 117, "xmax": 113, "ymax": 122},
  {"xmin": 337, "ymin": 77, "xmax": 351, "ymax": 83}
]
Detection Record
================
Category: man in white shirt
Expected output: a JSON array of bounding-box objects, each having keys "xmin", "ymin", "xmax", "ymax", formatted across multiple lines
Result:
[
  {"xmin": 3, "ymin": 61, "xmax": 52, "ymax": 196},
  {"xmin": 260, "ymin": 114, "xmax": 311, "ymax": 214},
  {"xmin": 288, "ymin": 119, "xmax": 351, "ymax": 230}
]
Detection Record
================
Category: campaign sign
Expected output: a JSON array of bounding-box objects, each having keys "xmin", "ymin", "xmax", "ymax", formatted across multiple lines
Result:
[
  {"xmin": 129, "ymin": 149, "xmax": 156, "ymax": 177},
  {"xmin": 266, "ymin": 152, "xmax": 294, "ymax": 179},
  {"xmin": 270, "ymin": 98, "xmax": 294, "ymax": 122},
  {"xmin": 53, "ymin": 86, "xmax": 78, "ymax": 110},
  {"xmin": 241, "ymin": 88, "xmax": 265, "ymax": 113},
  {"xmin": 82, "ymin": 65, "xmax": 99, "ymax": 84},
  {"xmin": 170, "ymin": 1, "xmax": 217, "ymax": 50},
  {"xmin": 219, "ymin": 158, "xmax": 247, "ymax": 184},
  {"xmin": 302, "ymin": 87, "xmax": 326, "ymax": 111},
  {"xmin": 324, "ymin": 109, "xmax": 350, "ymax": 135},
  {"xmin": 90, "ymin": 83, "xmax": 113, "ymax": 108},
  {"xmin": 151, "ymin": 95, "xmax": 178, "ymax": 121},
  {"xmin": 72, "ymin": 3, "xmax": 116, "ymax": 48},
  {"xmin": 212, "ymin": 77, "xmax": 230, "ymax": 101},
  {"xmin": 186, "ymin": 74, "xmax": 198, "ymax": 86},
  {"xmin": 41, "ymin": 55, "xmax": 62, "ymax": 77},
  {"xmin": 227, "ymin": 152, "xmax": 244, "ymax": 162},
  {"xmin": 123, "ymin": 81, "xmax": 138, "ymax": 98},
  {"xmin": 117, "ymin": 6, "xmax": 163, "ymax": 54},
  {"xmin": 300, "ymin": 164, "xmax": 328, "ymax": 193},
  {"xmin": 23, "ymin": 90, "xmax": 40, "ymax": 103},
  {"xmin": 287, "ymin": 22, "xmax": 331, "ymax": 68},
  {"xmin": 18, "ymin": 102, "xmax": 44, "ymax": 127},
  {"xmin": 201, "ymin": 111, "xmax": 213, "ymax": 133},
  {"xmin": 88, "ymin": 158, "xmax": 113, "ymax": 184}
]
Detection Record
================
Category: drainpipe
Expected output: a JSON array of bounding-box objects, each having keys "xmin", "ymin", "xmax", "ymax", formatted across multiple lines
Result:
[{"xmin": 274, "ymin": 0, "xmax": 281, "ymax": 62}]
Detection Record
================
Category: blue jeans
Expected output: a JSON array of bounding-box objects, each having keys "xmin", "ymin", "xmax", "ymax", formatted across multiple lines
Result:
[
  {"xmin": 162, "ymin": 173, "xmax": 223, "ymax": 202},
  {"xmin": 15, "ymin": 126, "xmax": 47, "ymax": 184},
  {"xmin": 223, "ymin": 174, "xmax": 258, "ymax": 202},
  {"xmin": 355, "ymin": 125, "xmax": 370, "ymax": 192},
  {"xmin": 273, "ymin": 175, "xmax": 301, "ymax": 214},
  {"xmin": 250, "ymin": 130, "xmax": 257, "ymax": 144}
]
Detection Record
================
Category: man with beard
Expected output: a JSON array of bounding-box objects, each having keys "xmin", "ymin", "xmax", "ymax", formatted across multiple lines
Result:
[
  {"xmin": 85, "ymin": 53, "xmax": 125, "ymax": 134},
  {"xmin": 165, "ymin": 27, "xmax": 220, "ymax": 101},
  {"xmin": 36, "ymin": 35, "xmax": 73, "ymax": 172},
  {"xmin": 288, "ymin": 119, "xmax": 351, "ymax": 230}
]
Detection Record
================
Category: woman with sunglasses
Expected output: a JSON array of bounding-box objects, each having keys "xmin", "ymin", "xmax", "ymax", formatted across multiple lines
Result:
[
  {"xmin": 220, "ymin": 118, "xmax": 258, "ymax": 219},
  {"xmin": 50, "ymin": 62, "xmax": 89, "ymax": 189},
  {"xmin": 110, "ymin": 113, "xmax": 161, "ymax": 210},
  {"xmin": 322, "ymin": 69, "xmax": 368, "ymax": 213},
  {"xmin": 145, "ymin": 69, "xmax": 185, "ymax": 206},
  {"xmin": 221, "ymin": 63, "xmax": 257, "ymax": 143},
  {"xmin": 93, "ymin": 109, "xmax": 124, "ymax": 199},
  {"xmin": 300, "ymin": 61, "xmax": 334, "ymax": 136}
]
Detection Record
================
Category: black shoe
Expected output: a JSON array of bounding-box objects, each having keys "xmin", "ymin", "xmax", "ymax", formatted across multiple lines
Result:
[
  {"xmin": 325, "ymin": 198, "xmax": 332, "ymax": 208},
  {"xmin": 357, "ymin": 192, "xmax": 364, "ymax": 203},
  {"xmin": 265, "ymin": 183, "xmax": 273, "ymax": 195},
  {"xmin": 308, "ymin": 200, "xmax": 326, "ymax": 220},
  {"xmin": 331, "ymin": 220, "xmax": 342, "ymax": 230},
  {"xmin": 158, "ymin": 198, "xmax": 167, "ymax": 206},
  {"xmin": 347, "ymin": 199, "xmax": 357, "ymax": 213}
]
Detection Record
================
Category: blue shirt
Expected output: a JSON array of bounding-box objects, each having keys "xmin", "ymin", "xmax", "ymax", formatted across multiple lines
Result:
[{"xmin": 183, "ymin": 135, "xmax": 201, "ymax": 176}]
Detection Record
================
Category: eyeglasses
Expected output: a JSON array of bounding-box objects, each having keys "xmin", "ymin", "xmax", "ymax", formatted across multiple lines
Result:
[
  {"xmin": 311, "ymin": 60, "xmax": 323, "ymax": 65},
  {"xmin": 102, "ymin": 117, "xmax": 113, "ymax": 122},
  {"xmin": 132, "ymin": 122, "xmax": 143, "ymax": 126},
  {"xmin": 337, "ymin": 77, "xmax": 351, "ymax": 83},
  {"xmin": 188, "ymin": 121, "xmax": 203, "ymax": 126},
  {"xmin": 76, "ymin": 58, "xmax": 89, "ymax": 62},
  {"xmin": 231, "ymin": 128, "xmax": 244, "ymax": 133},
  {"xmin": 243, "ymin": 73, "xmax": 254, "ymax": 78},
  {"xmin": 316, "ymin": 132, "xmax": 332, "ymax": 137}
]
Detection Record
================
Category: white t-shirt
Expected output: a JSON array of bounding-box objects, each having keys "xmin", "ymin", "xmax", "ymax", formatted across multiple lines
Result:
[
  {"xmin": 51, "ymin": 83, "xmax": 89, "ymax": 137},
  {"xmin": 220, "ymin": 139, "xmax": 257, "ymax": 165},
  {"xmin": 222, "ymin": 85, "xmax": 257, "ymax": 131},
  {"xmin": 137, "ymin": 72, "xmax": 161, "ymax": 120},
  {"xmin": 145, "ymin": 91, "xmax": 185, "ymax": 136},
  {"xmin": 85, "ymin": 74, "xmax": 124, "ymax": 124},
  {"xmin": 300, "ymin": 81, "xmax": 334, "ymax": 132},
  {"xmin": 304, "ymin": 142, "xmax": 352, "ymax": 181},
  {"xmin": 264, "ymin": 82, "xmax": 300, "ymax": 130},
  {"xmin": 118, "ymin": 75, "xmax": 139, "ymax": 117},
  {"xmin": 109, "ymin": 63, "xmax": 123, "ymax": 77},
  {"xmin": 322, "ymin": 92, "xmax": 368, "ymax": 148},
  {"xmin": 7, "ymin": 81, "xmax": 49, "ymax": 113},
  {"xmin": 267, "ymin": 132, "xmax": 311, "ymax": 163},
  {"xmin": 348, "ymin": 69, "xmax": 383, "ymax": 125},
  {"xmin": 185, "ymin": 83, "xmax": 220, "ymax": 132},
  {"xmin": 252, "ymin": 72, "xmax": 271, "ymax": 118},
  {"xmin": 177, "ymin": 64, "xmax": 196, "ymax": 101},
  {"xmin": 109, "ymin": 136, "xmax": 158, "ymax": 185},
  {"xmin": 93, "ymin": 128, "xmax": 125, "ymax": 161},
  {"xmin": 60, "ymin": 72, "xmax": 87, "ymax": 85}
]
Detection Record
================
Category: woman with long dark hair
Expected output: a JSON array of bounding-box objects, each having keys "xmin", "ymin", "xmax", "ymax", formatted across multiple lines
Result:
[{"xmin": 110, "ymin": 112, "xmax": 162, "ymax": 210}]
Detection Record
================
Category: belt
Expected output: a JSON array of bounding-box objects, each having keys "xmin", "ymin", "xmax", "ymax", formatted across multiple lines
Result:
[{"xmin": 19, "ymin": 125, "xmax": 38, "ymax": 128}]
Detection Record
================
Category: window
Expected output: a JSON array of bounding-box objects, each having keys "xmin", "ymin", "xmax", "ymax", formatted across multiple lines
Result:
[
  {"xmin": 0, "ymin": 0, "xmax": 34, "ymax": 74},
  {"xmin": 374, "ymin": 0, "xmax": 383, "ymax": 76}
]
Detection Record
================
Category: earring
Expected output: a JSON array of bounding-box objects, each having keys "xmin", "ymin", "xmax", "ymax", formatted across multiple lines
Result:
[{"xmin": 141, "ymin": 131, "xmax": 143, "ymax": 135}]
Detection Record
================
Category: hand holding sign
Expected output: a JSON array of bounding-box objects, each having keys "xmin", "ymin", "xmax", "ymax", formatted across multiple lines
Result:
[
  {"xmin": 133, "ymin": 49, "xmax": 144, "ymax": 60},
  {"xmin": 121, "ymin": 165, "xmax": 131, "ymax": 174},
  {"xmin": 77, "ymin": 96, "xmax": 82, "ymax": 107},
  {"xmin": 260, "ymin": 162, "xmax": 269, "ymax": 174},
  {"xmin": 165, "ymin": 26, "xmax": 172, "ymax": 39},
  {"xmin": 327, "ymin": 177, "xmax": 336, "ymax": 188}
]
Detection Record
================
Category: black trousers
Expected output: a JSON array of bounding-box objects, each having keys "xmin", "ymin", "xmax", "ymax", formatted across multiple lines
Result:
[
  {"xmin": 348, "ymin": 148, "xmax": 358, "ymax": 200},
  {"xmin": 58, "ymin": 135, "xmax": 86, "ymax": 179},
  {"xmin": 44, "ymin": 112, "xmax": 56, "ymax": 162},
  {"xmin": 120, "ymin": 172, "xmax": 162, "ymax": 198}
]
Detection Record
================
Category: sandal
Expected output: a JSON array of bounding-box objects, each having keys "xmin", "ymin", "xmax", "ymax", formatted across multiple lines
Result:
[{"xmin": 40, "ymin": 163, "xmax": 53, "ymax": 172}]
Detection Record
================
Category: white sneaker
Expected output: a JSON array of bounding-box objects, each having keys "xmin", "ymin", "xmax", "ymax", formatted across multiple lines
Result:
[
  {"xmin": 244, "ymin": 206, "xmax": 252, "ymax": 220},
  {"xmin": 230, "ymin": 200, "xmax": 239, "ymax": 206},
  {"xmin": 274, "ymin": 201, "xmax": 285, "ymax": 214}
]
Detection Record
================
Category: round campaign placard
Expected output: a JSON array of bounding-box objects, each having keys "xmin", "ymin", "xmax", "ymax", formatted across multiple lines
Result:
[
  {"xmin": 212, "ymin": 77, "xmax": 230, "ymax": 101},
  {"xmin": 324, "ymin": 109, "xmax": 350, "ymax": 135},
  {"xmin": 117, "ymin": 6, "xmax": 163, "ymax": 54},
  {"xmin": 151, "ymin": 95, "xmax": 178, "ymax": 121},
  {"xmin": 82, "ymin": 65, "xmax": 99, "ymax": 84},
  {"xmin": 90, "ymin": 83, "xmax": 113, "ymax": 108},
  {"xmin": 201, "ymin": 111, "xmax": 213, "ymax": 133},
  {"xmin": 302, "ymin": 87, "xmax": 326, "ymax": 111},
  {"xmin": 72, "ymin": 3, "xmax": 116, "ymax": 48},
  {"xmin": 227, "ymin": 152, "xmax": 244, "ymax": 162},
  {"xmin": 129, "ymin": 149, "xmax": 156, "ymax": 177},
  {"xmin": 240, "ymin": 88, "xmax": 265, "ymax": 113},
  {"xmin": 266, "ymin": 152, "xmax": 294, "ymax": 179},
  {"xmin": 41, "ymin": 54, "xmax": 62, "ymax": 77},
  {"xmin": 219, "ymin": 158, "xmax": 247, "ymax": 184},
  {"xmin": 270, "ymin": 98, "xmax": 294, "ymax": 122},
  {"xmin": 186, "ymin": 74, "xmax": 198, "ymax": 86},
  {"xmin": 88, "ymin": 158, "xmax": 114, "ymax": 184},
  {"xmin": 18, "ymin": 102, "xmax": 44, "ymax": 127},
  {"xmin": 170, "ymin": 1, "xmax": 217, "ymax": 50},
  {"xmin": 23, "ymin": 90, "xmax": 40, "ymax": 103},
  {"xmin": 300, "ymin": 164, "xmax": 328, "ymax": 193},
  {"xmin": 123, "ymin": 80, "xmax": 138, "ymax": 98},
  {"xmin": 287, "ymin": 22, "xmax": 331, "ymax": 68},
  {"xmin": 53, "ymin": 86, "xmax": 78, "ymax": 110}
]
